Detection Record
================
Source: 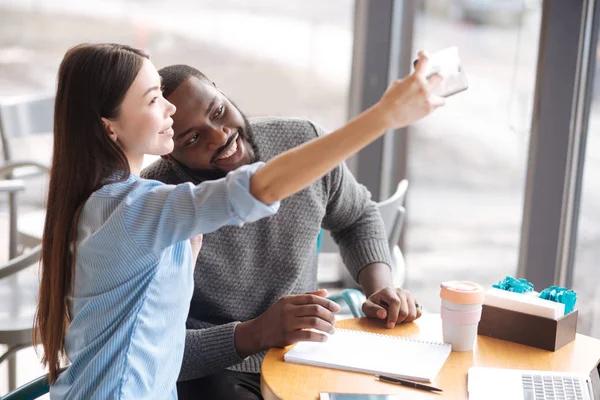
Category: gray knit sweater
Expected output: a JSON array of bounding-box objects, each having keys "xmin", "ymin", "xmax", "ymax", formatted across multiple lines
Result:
[{"xmin": 141, "ymin": 117, "xmax": 392, "ymax": 381}]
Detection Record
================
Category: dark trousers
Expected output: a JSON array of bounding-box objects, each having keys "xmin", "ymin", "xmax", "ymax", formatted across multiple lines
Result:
[{"xmin": 177, "ymin": 370, "xmax": 263, "ymax": 400}]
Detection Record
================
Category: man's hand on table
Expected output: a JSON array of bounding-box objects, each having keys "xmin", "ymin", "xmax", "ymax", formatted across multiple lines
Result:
[
  {"xmin": 234, "ymin": 289, "xmax": 340, "ymax": 358},
  {"xmin": 362, "ymin": 287, "xmax": 422, "ymax": 328}
]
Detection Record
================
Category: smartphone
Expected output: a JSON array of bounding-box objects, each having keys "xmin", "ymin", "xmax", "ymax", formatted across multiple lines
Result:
[
  {"xmin": 319, "ymin": 394, "xmax": 401, "ymax": 400},
  {"xmin": 414, "ymin": 46, "xmax": 469, "ymax": 98}
]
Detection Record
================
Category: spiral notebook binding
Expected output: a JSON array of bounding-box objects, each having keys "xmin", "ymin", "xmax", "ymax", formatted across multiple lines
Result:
[{"xmin": 336, "ymin": 328, "xmax": 449, "ymax": 347}]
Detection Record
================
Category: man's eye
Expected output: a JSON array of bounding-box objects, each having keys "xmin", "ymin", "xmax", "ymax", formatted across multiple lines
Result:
[
  {"xmin": 186, "ymin": 133, "xmax": 200, "ymax": 146},
  {"xmin": 214, "ymin": 104, "xmax": 224, "ymax": 118}
]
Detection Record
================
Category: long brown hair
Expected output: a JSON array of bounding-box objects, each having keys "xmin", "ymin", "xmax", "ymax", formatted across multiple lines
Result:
[{"xmin": 34, "ymin": 43, "xmax": 148, "ymax": 383}]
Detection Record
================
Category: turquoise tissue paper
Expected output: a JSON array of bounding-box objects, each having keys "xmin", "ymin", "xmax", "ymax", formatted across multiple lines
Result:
[
  {"xmin": 539, "ymin": 286, "xmax": 577, "ymax": 315},
  {"xmin": 492, "ymin": 276, "xmax": 534, "ymax": 293},
  {"xmin": 492, "ymin": 276, "xmax": 577, "ymax": 315}
]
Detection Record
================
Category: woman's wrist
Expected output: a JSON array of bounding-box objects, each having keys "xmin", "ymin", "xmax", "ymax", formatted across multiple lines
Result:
[{"xmin": 368, "ymin": 100, "xmax": 395, "ymax": 133}]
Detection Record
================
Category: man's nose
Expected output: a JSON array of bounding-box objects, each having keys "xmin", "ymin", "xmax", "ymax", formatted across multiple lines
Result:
[{"xmin": 206, "ymin": 126, "xmax": 230, "ymax": 151}]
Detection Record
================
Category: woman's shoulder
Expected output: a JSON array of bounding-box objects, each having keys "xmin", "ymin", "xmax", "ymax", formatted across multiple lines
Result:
[{"xmin": 90, "ymin": 173, "xmax": 165, "ymax": 200}]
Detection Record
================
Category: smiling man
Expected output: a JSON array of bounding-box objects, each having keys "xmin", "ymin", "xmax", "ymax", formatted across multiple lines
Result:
[{"xmin": 141, "ymin": 64, "xmax": 422, "ymax": 400}]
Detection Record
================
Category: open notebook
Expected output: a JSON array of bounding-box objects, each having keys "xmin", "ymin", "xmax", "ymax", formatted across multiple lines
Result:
[{"xmin": 284, "ymin": 328, "xmax": 451, "ymax": 383}]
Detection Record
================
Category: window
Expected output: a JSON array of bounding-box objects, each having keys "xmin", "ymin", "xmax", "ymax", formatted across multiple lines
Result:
[
  {"xmin": 406, "ymin": 0, "xmax": 542, "ymax": 310},
  {"xmin": 573, "ymin": 40, "xmax": 600, "ymax": 339}
]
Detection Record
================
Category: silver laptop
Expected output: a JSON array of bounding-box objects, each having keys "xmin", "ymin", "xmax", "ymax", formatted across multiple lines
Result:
[{"xmin": 468, "ymin": 366, "xmax": 599, "ymax": 400}]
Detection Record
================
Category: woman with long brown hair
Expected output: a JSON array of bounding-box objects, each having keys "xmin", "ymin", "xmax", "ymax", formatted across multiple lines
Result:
[{"xmin": 35, "ymin": 42, "xmax": 443, "ymax": 399}]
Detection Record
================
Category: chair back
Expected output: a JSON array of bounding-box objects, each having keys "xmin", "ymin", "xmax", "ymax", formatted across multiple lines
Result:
[
  {"xmin": 1, "ymin": 373, "xmax": 50, "ymax": 400},
  {"xmin": 0, "ymin": 94, "xmax": 55, "ymax": 161},
  {"xmin": 0, "ymin": 244, "xmax": 42, "ymax": 281},
  {"xmin": 376, "ymin": 180, "xmax": 408, "ymax": 251}
]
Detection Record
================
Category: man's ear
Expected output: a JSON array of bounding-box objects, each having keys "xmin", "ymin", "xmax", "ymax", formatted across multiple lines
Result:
[{"xmin": 101, "ymin": 117, "xmax": 118, "ymax": 142}]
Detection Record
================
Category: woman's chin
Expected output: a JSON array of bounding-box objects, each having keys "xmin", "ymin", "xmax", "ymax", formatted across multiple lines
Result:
[{"xmin": 153, "ymin": 142, "xmax": 174, "ymax": 157}]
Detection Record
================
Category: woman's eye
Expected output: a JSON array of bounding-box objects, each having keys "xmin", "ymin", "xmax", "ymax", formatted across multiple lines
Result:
[
  {"xmin": 214, "ymin": 104, "xmax": 224, "ymax": 118},
  {"xmin": 186, "ymin": 133, "xmax": 200, "ymax": 146},
  {"xmin": 150, "ymin": 97, "xmax": 158, "ymax": 105}
]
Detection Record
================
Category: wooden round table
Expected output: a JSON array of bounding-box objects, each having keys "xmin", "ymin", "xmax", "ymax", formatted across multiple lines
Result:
[{"xmin": 260, "ymin": 314, "xmax": 600, "ymax": 400}]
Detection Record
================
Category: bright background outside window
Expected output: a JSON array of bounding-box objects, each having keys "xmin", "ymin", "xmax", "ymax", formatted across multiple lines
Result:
[
  {"xmin": 1, "ymin": 0, "xmax": 598, "ymax": 395},
  {"xmin": 407, "ymin": 0, "xmax": 541, "ymax": 317}
]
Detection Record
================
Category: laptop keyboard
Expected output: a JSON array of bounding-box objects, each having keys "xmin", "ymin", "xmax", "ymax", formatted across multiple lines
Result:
[{"xmin": 522, "ymin": 374, "xmax": 586, "ymax": 400}]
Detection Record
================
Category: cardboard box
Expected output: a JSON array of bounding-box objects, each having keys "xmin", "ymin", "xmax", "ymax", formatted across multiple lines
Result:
[{"xmin": 477, "ymin": 305, "xmax": 578, "ymax": 351}]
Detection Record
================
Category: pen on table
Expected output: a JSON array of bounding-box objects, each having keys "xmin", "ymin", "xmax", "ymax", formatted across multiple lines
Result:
[{"xmin": 376, "ymin": 375, "xmax": 443, "ymax": 393}]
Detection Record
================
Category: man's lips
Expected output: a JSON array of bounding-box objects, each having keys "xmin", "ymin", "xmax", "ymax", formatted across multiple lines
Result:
[{"xmin": 212, "ymin": 132, "xmax": 239, "ymax": 162}]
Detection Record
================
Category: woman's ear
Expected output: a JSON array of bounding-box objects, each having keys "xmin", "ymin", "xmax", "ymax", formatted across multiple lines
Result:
[{"xmin": 101, "ymin": 117, "xmax": 118, "ymax": 142}]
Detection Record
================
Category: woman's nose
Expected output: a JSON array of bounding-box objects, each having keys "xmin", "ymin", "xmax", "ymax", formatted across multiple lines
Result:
[{"xmin": 165, "ymin": 99, "xmax": 176, "ymax": 116}]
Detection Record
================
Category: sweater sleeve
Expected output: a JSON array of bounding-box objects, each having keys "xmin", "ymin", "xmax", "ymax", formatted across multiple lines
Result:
[
  {"xmin": 309, "ymin": 122, "xmax": 393, "ymax": 281},
  {"xmin": 121, "ymin": 162, "xmax": 280, "ymax": 253},
  {"xmin": 177, "ymin": 322, "xmax": 246, "ymax": 381}
]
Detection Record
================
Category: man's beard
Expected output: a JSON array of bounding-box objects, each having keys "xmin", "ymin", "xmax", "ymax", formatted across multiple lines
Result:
[{"xmin": 180, "ymin": 100, "xmax": 260, "ymax": 183}]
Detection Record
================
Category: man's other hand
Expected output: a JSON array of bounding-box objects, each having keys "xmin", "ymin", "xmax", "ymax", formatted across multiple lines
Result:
[{"xmin": 362, "ymin": 287, "xmax": 422, "ymax": 328}]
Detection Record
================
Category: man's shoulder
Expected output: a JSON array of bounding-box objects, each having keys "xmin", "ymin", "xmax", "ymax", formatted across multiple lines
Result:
[
  {"xmin": 250, "ymin": 117, "xmax": 324, "ymax": 155},
  {"xmin": 140, "ymin": 158, "xmax": 184, "ymax": 184},
  {"xmin": 250, "ymin": 116, "xmax": 325, "ymax": 136}
]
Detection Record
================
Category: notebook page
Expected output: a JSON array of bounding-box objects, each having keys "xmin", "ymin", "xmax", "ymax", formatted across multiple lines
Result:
[{"xmin": 284, "ymin": 329, "xmax": 451, "ymax": 383}]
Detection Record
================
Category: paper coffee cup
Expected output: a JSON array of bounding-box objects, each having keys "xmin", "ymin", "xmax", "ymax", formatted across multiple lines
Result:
[
  {"xmin": 440, "ymin": 281, "xmax": 484, "ymax": 352},
  {"xmin": 441, "ymin": 299, "xmax": 481, "ymax": 311}
]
